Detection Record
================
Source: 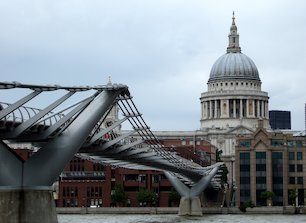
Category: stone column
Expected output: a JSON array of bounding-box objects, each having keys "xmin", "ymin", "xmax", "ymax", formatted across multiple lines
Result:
[
  {"xmin": 226, "ymin": 99, "xmax": 230, "ymax": 118},
  {"xmin": 209, "ymin": 100, "xmax": 213, "ymax": 119},
  {"xmin": 246, "ymin": 99, "xmax": 249, "ymax": 117},
  {"xmin": 252, "ymin": 100, "xmax": 255, "ymax": 117},
  {"xmin": 214, "ymin": 100, "xmax": 218, "ymax": 119},
  {"xmin": 233, "ymin": 99, "xmax": 236, "ymax": 118},
  {"xmin": 220, "ymin": 100, "xmax": 224, "ymax": 118},
  {"xmin": 240, "ymin": 99, "xmax": 243, "ymax": 118},
  {"xmin": 202, "ymin": 102, "xmax": 205, "ymax": 119},
  {"xmin": 265, "ymin": 101, "xmax": 269, "ymax": 118},
  {"xmin": 257, "ymin": 100, "xmax": 260, "ymax": 118}
]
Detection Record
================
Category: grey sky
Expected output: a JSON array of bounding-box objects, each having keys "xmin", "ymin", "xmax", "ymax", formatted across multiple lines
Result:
[{"xmin": 0, "ymin": 0, "xmax": 305, "ymax": 131}]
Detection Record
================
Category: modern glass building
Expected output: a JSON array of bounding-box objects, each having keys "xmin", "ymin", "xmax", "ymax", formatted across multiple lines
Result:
[{"xmin": 269, "ymin": 110, "xmax": 291, "ymax": 130}]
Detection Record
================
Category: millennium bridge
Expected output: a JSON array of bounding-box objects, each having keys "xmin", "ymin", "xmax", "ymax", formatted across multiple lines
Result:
[{"xmin": 0, "ymin": 81, "xmax": 222, "ymax": 223}]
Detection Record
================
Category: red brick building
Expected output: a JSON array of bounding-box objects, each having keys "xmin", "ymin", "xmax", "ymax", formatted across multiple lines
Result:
[{"xmin": 57, "ymin": 137, "xmax": 214, "ymax": 208}]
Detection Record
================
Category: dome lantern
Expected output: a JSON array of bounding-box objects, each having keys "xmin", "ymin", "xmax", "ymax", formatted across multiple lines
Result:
[{"xmin": 227, "ymin": 11, "xmax": 241, "ymax": 53}]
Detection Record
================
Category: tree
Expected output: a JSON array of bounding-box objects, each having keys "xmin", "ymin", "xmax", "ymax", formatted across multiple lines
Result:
[
  {"xmin": 260, "ymin": 191, "xmax": 275, "ymax": 206},
  {"xmin": 168, "ymin": 187, "xmax": 181, "ymax": 206},
  {"xmin": 288, "ymin": 189, "xmax": 297, "ymax": 206},
  {"xmin": 216, "ymin": 149, "xmax": 223, "ymax": 162},
  {"xmin": 137, "ymin": 188, "xmax": 158, "ymax": 207},
  {"xmin": 111, "ymin": 184, "xmax": 128, "ymax": 207}
]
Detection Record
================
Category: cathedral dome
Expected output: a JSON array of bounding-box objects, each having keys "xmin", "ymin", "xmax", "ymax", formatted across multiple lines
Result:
[
  {"xmin": 208, "ymin": 12, "xmax": 260, "ymax": 83},
  {"xmin": 208, "ymin": 52, "xmax": 260, "ymax": 82}
]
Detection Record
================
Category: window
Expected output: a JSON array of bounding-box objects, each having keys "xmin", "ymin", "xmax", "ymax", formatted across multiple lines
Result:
[
  {"xmin": 271, "ymin": 140, "xmax": 283, "ymax": 147},
  {"xmin": 256, "ymin": 152, "xmax": 266, "ymax": 159},
  {"xmin": 297, "ymin": 164, "xmax": 303, "ymax": 172},
  {"xmin": 289, "ymin": 164, "xmax": 295, "ymax": 172},
  {"xmin": 239, "ymin": 140, "xmax": 251, "ymax": 148},
  {"xmin": 289, "ymin": 177, "xmax": 295, "ymax": 184},
  {"xmin": 297, "ymin": 152, "xmax": 303, "ymax": 160},
  {"xmin": 272, "ymin": 152, "xmax": 283, "ymax": 206},
  {"xmin": 297, "ymin": 177, "xmax": 303, "ymax": 184},
  {"xmin": 289, "ymin": 152, "xmax": 295, "ymax": 160},
  {"xmin": 287, "ymin": 141, "xmax": 294, "ymax": 147},
  {"xmin": 296, "ymin": 141, "xmax": 303, "ymax": 148}
]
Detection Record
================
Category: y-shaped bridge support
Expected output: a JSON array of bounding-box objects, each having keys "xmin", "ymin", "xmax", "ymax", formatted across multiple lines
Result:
[
  {"xmin": 0, "ymin": 88, "xmax": 124, "ymax": 223},
  {"xmin": 164, "ymin": 166, "xmax": 219, "ymax": 216}
]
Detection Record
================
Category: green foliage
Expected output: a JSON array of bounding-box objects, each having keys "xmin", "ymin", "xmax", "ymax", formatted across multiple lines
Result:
[
  {"xmin": 288, "ymin": 189, "xmax": 297, "ymax": 206},
  {"xmin": 137, "ymin": 188, "xmax": 158, "ymax": 206},
  {"xmin": 216, "ymin": 149, "xmax": 223, "ymax": 162},
  {"xmin": 239, "ymin": 200, "xmax": 255, "ymax": 212},
  {"xmin": 168, "ymin": 187, "xmax": 181, "ymax": 204},
  {"xmin": 111, "ymin": 184, "xmax": 128, "ymax": 206},
  {"xmin": 260, "ymin": 191, "xmax": 275, "ymax": 200}
]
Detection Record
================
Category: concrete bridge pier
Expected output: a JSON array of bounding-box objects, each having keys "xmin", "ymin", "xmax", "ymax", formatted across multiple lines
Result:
[
  {"xmin": 178, "ymin": 196, "xmax": 202, "ymax": 216},
  {"xmin": 0, "ymin": 188, "xmax": 57, "ymax": 223},
  {"xmin": 164, "ymin": 166, "xmax": 220, "ymax": 216}
]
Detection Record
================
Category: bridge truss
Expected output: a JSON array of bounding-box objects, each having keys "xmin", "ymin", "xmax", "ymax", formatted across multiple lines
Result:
[{"xmin": 0, "ymin": 81, "xmax": 223, "ymax": 221}]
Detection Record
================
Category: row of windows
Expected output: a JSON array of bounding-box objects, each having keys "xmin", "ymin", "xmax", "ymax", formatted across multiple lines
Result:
[
  {"xmin": 240, "ymin": 152, "xmax": 302, "ymax": 161},
  {"xmin": 62, "ymin": 198, "xmax": 79, "ymax": 207},
  {"xmin": 62, "ymin": 198, "xmax": 103, "ymax": 207},
  {"xmin": 240, "ymin": 140, "xmax": 304, "ymax": 148},
  {"xmin": 124, "ymin": 174, "xmax": 146, "ymax": 182},
  {"xmin": 93, "ymin": 163, "xmax": 104, "ymax": 171},
  {"xmin": 271, "ymin": 140, "xmax": 304, "ymax": 147},
  {"xmin": 181, "ymin": 140, "xmax": 206, "ymax": 146},
  {"xmin": 62, "ymin": 186, "xmax": 78, "ymax": 197},
  {"xmin": 289, "ymin": 152, "xmax": 303, "ymax": 160},
  {"xmin": 69, "ymin": 158, "xmax": 85, "ymax": 171},
  {"xmin": 87, "ymin": 186, "xmax": 103, "ymax": 197},
  {"xmin": 211, "ymin": 82, "xmax": 259, "ymax": 87},
  {"xmin": 289, "ymin": 177, "xmax": 303, "ymax": 184},
  {"xmin": 63, "ymin": 186, "xmax": 104, "ymax": 198},
  {"xmin": 289, "ymin": 164, "xmax": 303, "ymax": 172}
]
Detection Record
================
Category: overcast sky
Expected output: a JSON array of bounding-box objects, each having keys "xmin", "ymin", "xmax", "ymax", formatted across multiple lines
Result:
[{"xmin": 0, "ymin": 0, "xmax": 305, "ymax": 131}]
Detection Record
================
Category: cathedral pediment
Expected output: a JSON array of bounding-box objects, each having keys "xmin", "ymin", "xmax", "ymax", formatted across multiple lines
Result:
[{"xmin": 225, "ymin": 125, "xmax": 254, "ymax": 135}]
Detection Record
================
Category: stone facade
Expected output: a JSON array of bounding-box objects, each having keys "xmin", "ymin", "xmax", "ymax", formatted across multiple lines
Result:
[{"xmin": 236, "ymin": 120, "xmax": 306, "ymax": 206}]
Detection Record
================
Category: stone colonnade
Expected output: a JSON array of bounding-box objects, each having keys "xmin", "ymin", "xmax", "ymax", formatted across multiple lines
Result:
[{"xmin": 201, "ymin": 98, "xmax": 268, "ymax": 120}]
